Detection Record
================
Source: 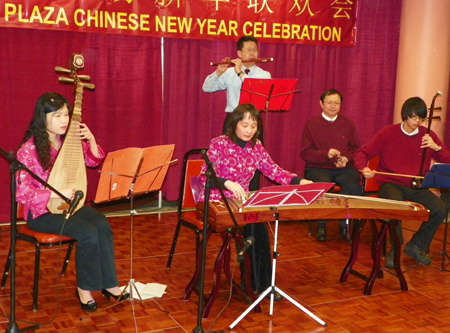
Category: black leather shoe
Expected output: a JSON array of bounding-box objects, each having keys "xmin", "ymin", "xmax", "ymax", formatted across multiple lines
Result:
[
  {"xmin": 101, "ymin": 289, "xmax": 130, "ymax": 302},
  {"xmin": 316, "ymin": 227, "xmax": 326, "ymax": 242},
  {"xmin": 404, "ymin": 242, "xmax": 431, "ymax": 266},
  {"xmin": 76, "ymin": 289, "xmax": 97, "ymax": 312},
  {"xmin": 385, "ymin": 250, "xmax": 394, "ymax": 269},
  {"xmin": 339, "ymin": 227, "xmax": 351, "ymax": 242}
]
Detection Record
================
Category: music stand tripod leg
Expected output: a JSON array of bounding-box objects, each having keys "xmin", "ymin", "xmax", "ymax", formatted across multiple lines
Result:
[
  {"xmin": 431, "ymin": 199, "xmax": 450, "ymax": 271},
  {"xmin": 229, "ymin": 215, "xmax": 326, "ymax": 330},
  {"xmin": 126, "ymin": 192, "xmax": 143, "ymax": 301},
  {"xmin": 439, "ymin": 206, "xmax": 450, "ymax": 271}
]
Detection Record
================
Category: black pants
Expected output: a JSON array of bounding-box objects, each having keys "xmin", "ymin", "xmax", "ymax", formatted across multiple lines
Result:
[
  {"xmin": 305, "ymin": 167, "xmax": 362, "ymax": 229},
  {"xmin": 28, "ymin": 206, "xmax": 119, "ymax": 291},
  {"xmin": 379, "ymin": 183, "xmax": 446, "ymax": 252}
]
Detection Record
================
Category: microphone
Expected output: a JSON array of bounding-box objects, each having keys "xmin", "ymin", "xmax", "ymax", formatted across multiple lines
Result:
[
  {"xmin": 435, "ymin": 91, "xmax": 443, "ymax": 97},
  {"xmin": 65, "ymin": 190, "xmax": 84, "ymax": 219},
  {"xmin": 237, "ymin": 236, "xmax": 255, "ymax": 262}
]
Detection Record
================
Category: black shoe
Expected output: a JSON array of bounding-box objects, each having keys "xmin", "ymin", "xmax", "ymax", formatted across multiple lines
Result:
[
  {"xmin": 265, "ymin": 291, "xmax": 283, "ymax": 302},
  {"xmin": 243, "ymin": 290, "xmax": 258, "ymax": 304},
  {"xmin": 404, "ymin": 242, "xmax": 431, "ymax": 266},
  {"xmin": 385, "ymin": 250, "xmax": 394, "ymax": 269},
  {"xmin": 339, "ymin": 227, "xmax": 351, "ymax": 242},
  {"xmin": 76, "ymin": 289, "xmax": 97, "ymax": 312},
  {"xmin": 101, "ymin": 289, "xmax": 130, "ymax": 302},
  {"xmin": 316, "ymin": 227, "xmax": 326, "ymax": 242}
]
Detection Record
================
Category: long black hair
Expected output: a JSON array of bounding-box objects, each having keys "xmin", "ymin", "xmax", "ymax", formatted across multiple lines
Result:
[{"xmin": 21, "ymin": 92, "xmax": 71, "ymax": 170}]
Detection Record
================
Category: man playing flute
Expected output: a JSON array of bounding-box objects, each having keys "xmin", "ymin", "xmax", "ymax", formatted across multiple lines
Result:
[{"xmin": 203, "ymin": 35, "xmax": 271, "ymax": 135}]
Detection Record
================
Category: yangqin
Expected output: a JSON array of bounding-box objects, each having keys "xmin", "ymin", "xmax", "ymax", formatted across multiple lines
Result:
[{"xmin": 198, "ymin": 193, "xmax": 429, "ymax": 232}]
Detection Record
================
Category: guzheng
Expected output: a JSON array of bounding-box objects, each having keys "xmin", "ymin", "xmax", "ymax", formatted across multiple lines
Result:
[{"xmin": 197, "ymin": 193, "xmax": 429, "ymax": 231}]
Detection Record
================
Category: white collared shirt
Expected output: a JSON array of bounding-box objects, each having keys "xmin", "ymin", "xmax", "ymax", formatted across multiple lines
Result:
[
  {"xmin": 401, "ymin": 122, "xmax": 419, "ymax": 136},
  {"xmin": 322, "ymin": 113, "xmax": 338, "ymax": 122}
]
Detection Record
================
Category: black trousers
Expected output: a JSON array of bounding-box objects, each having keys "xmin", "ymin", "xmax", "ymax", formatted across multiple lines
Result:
[
  {"xmin": 27, "ymin": 206, "xmax": 119, "ymax": 291},
  {"xmin": 379, "ymin": 183, "xmax": 446, "ymax": 252},
  {"xmin": 305, "ymin": 167, "xmax": 362, "ymax": 229}
]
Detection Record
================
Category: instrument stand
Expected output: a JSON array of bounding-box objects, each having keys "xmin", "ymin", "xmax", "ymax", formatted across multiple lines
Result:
[
  {"xmin": 193, "ymin": 150, "xmax": 245, "ymax": 333},
  {"xmin": 192, "ymin": 168, "xmax": 211, "ymax": 333},
  {"xmin": 431, "ymin": 191, "xmax": 450, "ymax": 271},
  {"xmin": 229, "ymin": 211, "xmax": 326, "ymax": 330},
  {"xmin": 0, "ymin": 147, "xmax": 77, "ymax": 333},
  {"xmin": 121, "ymin": 184, "xmax": 143, "ymax": 302},
  {"xmin": 419, "ymin": 164, "xmax": 450, "ymax": 272}
]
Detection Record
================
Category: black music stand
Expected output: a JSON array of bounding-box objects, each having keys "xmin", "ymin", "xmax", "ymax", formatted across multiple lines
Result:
[
  {"xmin": 239, "ymin": 78, "xmax": 300, "ymax": 112},
  {"xmin": 229, "ymin": 183, "xmax": 334, "ymax": 330},
  {"xmin": 420, "ymin": 163, "xmax": 450, "ymax": 271},
  {"xmin": 193, "ymin": 150, "xmax": 246, "ymax": 333},
  {"xmin": 94, "ymin": 145, "xmax": 175, "ymax": 303}
]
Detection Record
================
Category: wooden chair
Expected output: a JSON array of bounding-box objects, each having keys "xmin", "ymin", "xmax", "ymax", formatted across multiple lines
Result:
[
  {"xmin": 2, "ymin": 204, "xmax": 76, "ymax": 311},
  {"xmin": 362, "ymin": 156, "xmax": 380, "ymax": 196},
  {"xmin": 361, "ymin": 156, "xmax": 386, "ymax": 257},
  {"xmin": 166, "ymin": 148, "xmax": 260, "ymax": 318}
]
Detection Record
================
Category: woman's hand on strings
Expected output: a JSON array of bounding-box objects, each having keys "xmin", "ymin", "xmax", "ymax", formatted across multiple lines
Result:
[
  {"xmin": 50, "ymin": 187, "xmax": 76, "ymax": 200},
  {"xmin": 78, "ymin": 123, "xmax": 95, "ymax": 142},
  {"xmin": 224, "ymin": 180, "xmax": 247, "ymax": 200}
]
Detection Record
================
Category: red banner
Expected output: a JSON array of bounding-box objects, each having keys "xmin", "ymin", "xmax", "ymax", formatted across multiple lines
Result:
[{"xmin": 1, "ymin": 0, "xmax": 358, "ymax": 46}]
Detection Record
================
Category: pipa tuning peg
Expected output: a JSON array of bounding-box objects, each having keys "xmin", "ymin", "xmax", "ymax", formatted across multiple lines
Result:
[
  {"xmin": 83, "ymin": 83, "xmax": 95, "ymax": 90},
  {"xmin": 55, "ymin": 66, "xmax": 71, "ymax": 73},
  {"xmin": 59, "ymin": 77, "xmax": 74, "ymax": 83},
  {"xmin": 78, "ymin": 75, "xmax": 91, "ymax": 81}
]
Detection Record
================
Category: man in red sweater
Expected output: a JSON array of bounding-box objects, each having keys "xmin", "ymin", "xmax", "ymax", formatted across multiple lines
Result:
[
  {"xmin": 355, "ymin": 96, "xmax": 450, "ymax": 268},
  {"xmin": 300, "ymin": 89, "xmax": 362, "ymax": 242}
]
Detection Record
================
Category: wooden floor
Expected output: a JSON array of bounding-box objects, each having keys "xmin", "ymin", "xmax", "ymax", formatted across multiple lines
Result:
[{"xmin": 1, "ymin": 207, "xmax": 450, "ymax": 332}]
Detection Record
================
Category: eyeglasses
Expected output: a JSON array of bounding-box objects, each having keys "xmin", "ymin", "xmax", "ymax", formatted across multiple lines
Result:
[
  {"xmin": 410, "ymin": 115, "xmax": 426, "ymax": 123},
  {"xmin": 241, "ymin": 48, "xmax": 258, "ymax": 53},
  {"xmin": 324, "ymin": 101, "xmax": 341, "ymax": 106}
]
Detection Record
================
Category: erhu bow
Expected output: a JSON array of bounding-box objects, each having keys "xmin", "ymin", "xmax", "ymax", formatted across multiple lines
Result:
[
  {"xmin": 411, "ymin": 91, "xmax": 442, "ymax": 189},
  {"xmin": 46, "ymin": 54, "xmax": 95, "ymax": 214}
]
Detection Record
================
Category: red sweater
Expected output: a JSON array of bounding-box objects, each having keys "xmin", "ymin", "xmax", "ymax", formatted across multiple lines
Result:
[
  {"xmin": 300, "ymin": 114, "xmax": 360, "ymax": 169},
  {"xmin": 354, "ymin": 124, "xmax": 450, "ymax": 187}
]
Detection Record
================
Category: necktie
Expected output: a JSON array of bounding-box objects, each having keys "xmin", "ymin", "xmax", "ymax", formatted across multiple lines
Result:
[{"xmin": 244, "ymin": 69, "xmax": 250, "ymax": 75}]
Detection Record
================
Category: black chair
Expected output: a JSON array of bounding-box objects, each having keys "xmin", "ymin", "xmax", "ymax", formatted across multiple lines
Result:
[{"xmin": 2, "ymin": 205, "xmax": 76, "ymax": 311}]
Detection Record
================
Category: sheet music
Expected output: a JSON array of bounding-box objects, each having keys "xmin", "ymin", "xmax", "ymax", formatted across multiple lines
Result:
[{"xmin": 243, "ymin": 183, "xmax": 335, "ymax": 208}]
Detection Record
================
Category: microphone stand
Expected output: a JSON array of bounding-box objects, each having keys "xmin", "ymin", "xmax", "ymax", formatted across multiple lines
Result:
[
  {"xmin": 0, "ymin": 147, "xmax": 78, "ymax": 333},
  {"xmin": 193, "ymin": 150, "xmax": 243, "ymax": 333}
]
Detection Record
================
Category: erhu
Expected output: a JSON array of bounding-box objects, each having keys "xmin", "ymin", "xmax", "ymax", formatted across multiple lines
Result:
[
  {"xmin": 411, "ymin": 91, "xmax": 443, "ymax": 189},
  {"xmin": 46, "ymin": 54, "xmax": 95, "ymax": 213}
]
